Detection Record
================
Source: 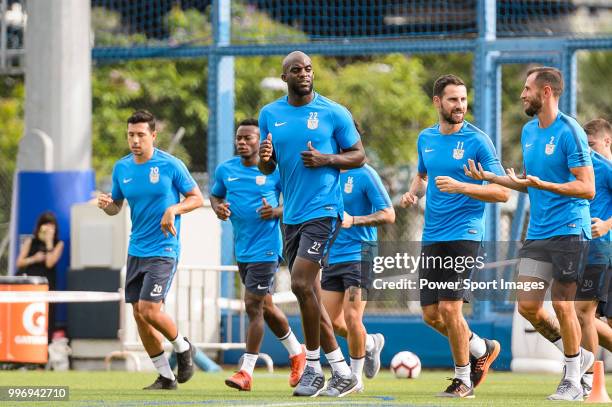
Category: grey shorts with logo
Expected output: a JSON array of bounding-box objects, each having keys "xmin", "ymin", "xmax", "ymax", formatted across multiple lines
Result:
[
  {"xmin": 237, "ymin": 261, "xmax": 277, "ymax": 296},
  {"xmin": 282, "ymin": 217, "xmax": 339, "ymax": 271},
  {"xmin": 125, "ymin": 255, "xmax": 177, "ymax": 303}
]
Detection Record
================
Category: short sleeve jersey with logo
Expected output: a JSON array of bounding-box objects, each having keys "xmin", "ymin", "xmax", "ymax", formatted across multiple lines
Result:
[
  {"xmin": 417, "ymin": 121, "xmax": 505, "ymax": 242},
  {"xmin": 521, "ymin": 112, "xmax": 592, "ymax": 240},
  {"xmin": 211, "ymin": 157, "xmax": 283, "ymax": 263},
  {"xmin": 329, "ymin": 165, "xmax": 392, "ymax": 264},
  {"xmin": 111, "ymin": 148, "xmax": 196, "ymax": 258},
  {"xmin": 588, "ymin": 151, "xmax": 612, "ymax": 265},
  {"xmin": 259, "ymin": 93, "xmax": 360, "ymax": 224}
]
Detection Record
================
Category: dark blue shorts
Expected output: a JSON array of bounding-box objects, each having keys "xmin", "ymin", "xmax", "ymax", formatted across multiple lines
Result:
[
  {"xmin": 321, "ymin": 261, "xmax": 372, "ymax": 292},
  {"xmin": 518, "ymin": 234, "xmax": 588, "ymax": 283},
  {"xmin": 282, "ymin": 217, "xmax": 338, "ymax": 271},
  {"xmin": 418, "ymin": 240, "xmax": 480, "ymax": 306},
  {"xmin": 237, "ymin": 261, "xmax": 277, "ymax": 296},
  {"xmin": 577, "ymin": 264, "xmax": 610, "ymax": 302},
  {"xmin": 125, "ymin": 255, "xmax": 177, "ymax": 303}
]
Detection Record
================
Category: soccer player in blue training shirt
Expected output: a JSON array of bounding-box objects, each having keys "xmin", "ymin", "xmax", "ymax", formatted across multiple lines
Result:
[
  {"xmin": 400, "ymin": 74, "xmax": 509, "ymax": 398},
  {"xmin": 97, "ymin": 110, "xmax": 204, "ymax": 390},
  {"xmin": 210, "ymin": 118, "xmax": 306, "ymax": 391},
  {"xmin": 321, "ymin": 123, "xmax": 395, "ymax": 392},
  {"xmin": 258, "ymin": 51, "xmax": 366, "ymax": 397},
  {"xmin": 465, "ymin": 67, "xmax": 596, "ymax": 401},
  {"xmin": 575, "ymin": 118, "xmax": 612, "ymax": 397}
]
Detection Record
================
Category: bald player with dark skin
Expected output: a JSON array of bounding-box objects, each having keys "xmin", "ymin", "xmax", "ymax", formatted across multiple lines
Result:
[{"xmin": 259, "ymin": 51, "xmax": 366, "ymax": 397}]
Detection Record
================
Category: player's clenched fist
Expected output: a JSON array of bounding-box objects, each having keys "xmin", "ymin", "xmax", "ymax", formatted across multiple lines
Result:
[
  {"xmin": 97, "ymin": 193, "xmax": 113, "ymax": 209},
  {"xmin": 400, "ymin": 192, "xmax": 418, "ymax": 208},
  {"xmin": 260, "ymin": 134, "xmax": 273, "ymax": 162}
]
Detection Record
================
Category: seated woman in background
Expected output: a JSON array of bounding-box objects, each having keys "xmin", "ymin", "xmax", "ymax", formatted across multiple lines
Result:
[{"xmin": 16, "ymin": 211, "xmax": 64, "ymax": 339}]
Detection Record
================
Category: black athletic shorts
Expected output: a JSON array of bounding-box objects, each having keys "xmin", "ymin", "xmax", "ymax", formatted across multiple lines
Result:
[
  {"xmin": 597, "ymin": 269, "xmax": 612, "ymax": 318},
  {"xmin": 282, "ymin": 217, "xmax": 339, "ymax": 271},
  {"xmin": 237, "ymin": 261, "xmax": 277, "ymax": 296},
  {"xmin": 322, "ymin": 261, "xmax": 372, "ymax": 292},
  {"xmin": 518, "ymin": 234, "xmax": 588, "ymax": 283},
  {"xmin": 125, "ymin": 255, "xmax": 177, "ymax": 303},
  {"xmin": 577, "ymin": 264, "xmax": 610, "ymax": 302},
  {"xmin": 418, "ymin": 240, "xmax": 481, "ymax": 306}
]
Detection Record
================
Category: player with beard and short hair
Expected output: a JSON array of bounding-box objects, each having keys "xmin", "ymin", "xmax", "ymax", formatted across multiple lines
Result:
[
  {"xmin": 211, "ymin": 118, "xmax": 306, "ymax": 392},
  {"xmin": 400, "ymin": 74, "xmax": 509, "ymax": 398},
  {"xmin": 258, "ymin": 51, "xmax": 365, "ymax": 398},
  {"xmin": 465, "ymin": 67, "xmax": 596, "ymax": 401}
]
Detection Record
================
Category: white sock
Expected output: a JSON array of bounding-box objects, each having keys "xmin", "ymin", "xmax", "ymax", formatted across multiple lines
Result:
[
  {"xmin": 365, "ymin": 334, "xmax": 375, "ymax": 352},
  {"xmin": 240, "ymin": 352, "xmax": 258, "ymax": 376},
  {"xmin": 564, "ymin": 353, "xmax": 581, "ymax": 386},
  {"xmin": 350, "ymin": 356, "xmax": 365, "ymax": 383},
  {"xmin": 279, "ymin": 329, "xmax": 303, "ymax": 357},
  {"xmin": 454, "ymin": 363, "xmax": 471, "ymax": 386},
  {"xmin": 306, "ymin": 348, "xmax": 322, "ymax": 373},
  {"xmin": 326, "ymin": 347, "xmax": 351, "ymax": 376},
  {"xmin": 553, "ymin": 338, "xmax": 564, "ymax": 353},
  {"xmin": 151, "ymin": 352, "xmax": 175, "ymax": 380},
  {"xmin": 171, "ymin": 334, "xmax": 190, "ymax": 353},
  {"xmin": 582, "ymin": 372, "xmax": 593, "ymax": 388},
  {"xmin": 469, "ymin": 332, "xmax": 486, "ymax": 359}
]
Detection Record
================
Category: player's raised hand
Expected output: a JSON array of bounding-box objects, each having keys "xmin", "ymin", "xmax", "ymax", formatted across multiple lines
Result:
[
  {"xmin": 400, "ymin": 192, "xmax": 418, "ymax": 208},
  {"xmin": 214, "ymin": 202, "xmax": 231, "ymax": 221},
  {"xmin": 160, "ymin": 207, "xmax": 178, "ymax": 237},
  {"xmin": 260, "ymin": 134, "xmax": 273, "ymax": 162},
  {"xmin": 97, "ymin": 193, "xmax": 113, "ymax": 209},
  {"xmin": 464, "ymin": 159, "xmax": 496, "ymax": 182},
  {"xmin": 257, "ymin": 198, "xmax": 275, "ymax": 220},
  {"xmin": 301, "ymin": 141, "xmax": 330, "ymax": 168},
  {"xmin": 506, "ymin": 168, "xmax": 541, "ymax": 188},
  {"xmin": 435, "ymin": 176, "xmax": 465, "ymax": 194}
]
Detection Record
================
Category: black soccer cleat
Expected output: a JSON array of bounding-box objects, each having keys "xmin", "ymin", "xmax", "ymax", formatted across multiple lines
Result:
[
  {"xmin": 143, "ymin": 375, "xmax": 178, "ymax": 390},
  {"xmin": 437, "ymin": 378, "xmax": 474, "ymax": 398},
  {"xmin": 176, "ymin": 337, "xmax": 196, "ymax": 383}
]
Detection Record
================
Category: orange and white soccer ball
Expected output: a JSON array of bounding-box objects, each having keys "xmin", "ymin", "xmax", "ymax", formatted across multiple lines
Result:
[{"xmin": 390, "ymin": 351, "xmax": 421, "ymax": 378}]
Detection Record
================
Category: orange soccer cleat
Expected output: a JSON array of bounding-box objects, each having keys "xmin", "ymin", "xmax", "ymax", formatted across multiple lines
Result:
[
  {"xmin": 289, "ymin": 346, "xmax": 306, "ymax": 387},
  {"xmin": 225, "ymin": 370, "xmax": 252, "ymax": 391}
]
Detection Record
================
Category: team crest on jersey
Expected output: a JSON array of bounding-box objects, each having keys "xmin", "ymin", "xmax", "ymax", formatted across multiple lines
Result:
[
  {"xmin": 307, "ymin": 112, "xmax": 319, "ymax": 130},
  {"xmin": 149, "ymin": 166, "xmax": 160, "ymax": 184},
  {"xmin": 344, "ymin": 176, "xmax": 354, "ymax": 194},
  {"xmin": 453, "ymin": 141, "xmax": 465, "ymax": 160},
  {"xmin": 255, "ymin": 175, "xmax": 266, "ymax": 185},
  {"xmin": 545, "ymin": 136, "xmax": 556, "ymax": 155}
]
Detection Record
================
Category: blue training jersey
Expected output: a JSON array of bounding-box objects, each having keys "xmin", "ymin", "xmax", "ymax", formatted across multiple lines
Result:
[
  {"xmin": 329, "ymin": 165, "xmax": 392, "ymax": 264},
  {"xmin": 111, "ymin": 148, "xmax": 196, "ymax": 258},
  {"xmin": 588, "ymin": 151, "xmax": 612, "ymax": 265},
  {"xmin": 210, "ymin": 157, "xmax": 283, "ymax": 263},
  {"xmin": 521, "ymin": 112, "xmax": 592, "ymax": 240},
  {"xmin": 417, "ymin": 121, "xmax": 504, "ymax": 242},
  {"xmin": 259, "ymin": 93, "xmax": 360, "ymax": 224}
]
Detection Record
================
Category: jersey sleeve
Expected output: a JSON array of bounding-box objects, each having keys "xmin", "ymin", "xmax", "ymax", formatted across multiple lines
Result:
[
  {"xmin": 172, "ymin": 158, "xmax": 197, "ymax": 195},
  {"xmin": 363, "ymin": 167, "xmax": 392, "ymax": 211},
  {"xmin": 563, "ymin": 128, "xmax": 592, "ymax": 168},
  {"xmin": 417, "ymin": 134, "xmax": 426, "ymax": 174},
  {"xmin": 210, "ymin": 165, "xmax": 227, "ymax": 198},
  {"xmin": 333, "ymin": 106, "xmax": 360, "ymax": 149},
  {"xmin": 110, "ymin": 163, "xmax": 124, "ymax": 200},
  {"xmin": 477, "ymin": 135, "xmax": 505, "ymax": 176}
]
